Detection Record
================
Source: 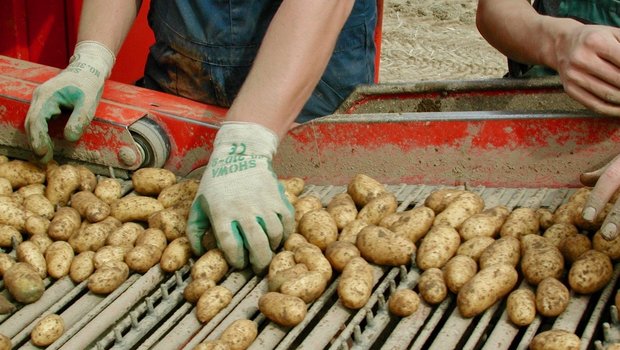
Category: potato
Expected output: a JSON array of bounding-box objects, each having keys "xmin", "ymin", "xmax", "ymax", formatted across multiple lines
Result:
[
  {"xmin": 259, "ymin": 292, "xmax": 307, "ymax": 327},
  {"xmin": 418, "ymin": 268, "xmax": 448, "ymax": 305},
  {"xmin": 183, "ymin": 278, "xmax": 216, "ymax": 304},
  {"xmin": 542, "ymin": 223, "xmax": 578, "ymax": 248},
  {"xmin": 29, "ymin": 234, "xmax": 52, "ymax": 255},
  {"xmin": 293, "ymin": 245, "xmax": 333, "ymax": 282},
  {"xmin": 71, "ymin": 191, "xmax": 111, "ymax": 223},
  {"xmin": 347, "ymin": 174, "xmax": 387, "ymax": 207},
  {"xmin": 0, "ymin": 224, "xmax": 21, "ymax": 247},
  {"xmin": 220, "ymin": 319, "xmax": 258, "ymax": 350},
  {"xmin": 194, "ymin": 340, "xmax": 230, "ymax": 350},
  {"xmin": 457, "ymin": 236, "xmax": 495, "ymax": 262},
  {"xmin": 568, "ymin": 187, "xmax": 591, "ymax": 204},
  {"xmin": 457, "ymin": 264, "xmax": 518, "ymax": 318},
  {"xmin": 17, "ymin": 241, "xmax": 46, "ymax": 278},
  {"xmin": 45, "ymin": 241, "xmax": 74, "ymax": 279},
  {"xmin": 479, "ymin": 236, "xmax": 521, "ymax": 269},
  {"xmin": 283, "ymin": 233, "xmax": 309, "ymax": 252},
  {"xmin": 45, "ymin": 164, "xmax": 81, "ymax": 206},
  {"xmin": 269, "ymin": 251, "xmax": 296, "ymax": 277},
  {"xmin": 280, "ymin": 177, "xmax": 305, "ymax": 196},
  {"xmin": 111, "ymin": 195, "xmax": 165, "ymax": 222},
  {"xmin": 459, "ymin": 206, "xmax": 510, "ymax": 240},
  {"xmin": 93, "ymin": 245, "xmax": 128, "ymax": 269},
  {"xmin": 389, "ymin": 206, "xmax": 435, "ymax": 243},
  {"xmin": 0, "ymin": 195, "xmax": 21, "ymax": 207},
  {"xmin": 338, "ymin": 219, "xmax": 369, "ymax": 245},
  {"xmin": 552, "ymin": 202, "xmax": 580, "ymax": 226},
  {"xmin": 0, "ymin": 252, "xmax": 15, "ymax": 276},
  {"xmin": 520, "ymin": 234, "xmax": 549, "ymax": 254},
  {"xmin": 357, "ymin": 225, "xmax": 415, "ymax": 266},
  {"xmin": 0, "ymin": 177, "xmax": 11, "ymax": 196},
  {"xmin": 192, "ymin": 249, "xmax": 229, "ymax": 283},
  {"xmin": 70, "ymin": 251, "xmax": 96, "ymax": 283},
  {"xmin": 593, "ymin": 231, "xmax": 620, "ymax": 260},
  {"xmin": 135, "ymin": 228, "xmax": 167, "ymax": 251},
  {"xmin": 157, "ymin": 180, "xmax": 199, "ymax": 208},
  {"xmin": 76, "ymin": 165, "xmax": 97, "ymax": 192},
  {"xmin": 500, "ymin": 207, "xmax": 540, "ymax": 238},
  {"xmin": 88, "ymin": 261, "xmax": 130, "ymax": 294},
  {"xmin": 148, "ymin": 207, "xmax": 186, "ymax": 241},
  {"xmin": 536, "ymin": 277, "xmax": 569, "ymax": 317},
  {"xmin": 294, "ymin": 195, "xmax": 323, "ymax": 223},
  {"xmin": 433, "ymin": 191, "xmax": 484, "ymax": 229},
  {"xmin": 325, "ymin": 241, "xmax": 360, "ymax": 272},
  {"xmin": 416, "ymin": 224, "xmax": 460, "ymax": 270},
  {"xmin": 31, "ymin": 314, "xmax": 64, "ymax": 346},
  {"xmin": 521, "ymin": 237, "xmax": 564, "ymax": 285},
  {"xmin": 568, "ymin": 250, "xmax": 613, "ymax": 294},
  {"xmin": 0, "ymin": 334, "xmax": 10, "ymax": 349},
  {"xmin": 104, "ymin": 223, "xmax": 143, "ymax": 249},
  {"xmin": 357, "ymin": 192, "xmax": 398, "ymax": 226},
  {"xmin": 298, "ymin": 209, "xmax": 338, "ymax": 251},
  {"xmin": 280, "ymin": 270, "xmax": 327, "ymax": 303},
  {"xmin": 14, "ymin": 183, "xmax": 46, "ymax": 203},
  {"xmin": 379, "ymin": 212, "xmax": 404, "ymax": 229},
  {"xmin": 196, "ymin": 286, "xmax": 233, "ymax": 323},
  {"xmin": 507, "ymin": 289, "xmax": 536, "ymax": 326},
  {"xmin": 160, "ymin": 237, "xmax": 191, "ymax": 272},
  {"xmin": 268, "ymin": 264, "xmax": 309, "ymax": 292},
  {"xmin": 0, "ymin": 160, "xmax": 45, "ymax": 188},
  {"xmin": 337, "ymin": 257, "xmax": 373, "ymax": 309},
  {"xmin": 125, "ymin": 244, "xmax": 162, "ymax": 273},
  {"xmin": 4, "ymin": 262, "xmax": 44, "ymax": 303},
  {"xmin": 132, "ymin": 168, "xmax": 176, "ymax": 196},
  {"xmin": 536, "ymin": 208, "xmax": 554, "ymax": 230},
  {"xmin": 0, "ymin": 201, "xmax": 26, "ymax": 231},
  {"xmin": 94, "ymin": 178, "xmax": 122, "ymax": 205},
  {"xmin": 326, "ymin": 193, "xmax": 357, "ymax": 229},
  {"xmin": 529, "ymin": 329, "xmax": 580, "ymax": 350},
  {"xmin": 48, "ymin": 207, "xmax": 81, "ymax": 241},
  {"xmin": 25, "ymin": 215, "xmax": 50, "ymax": 236},
  {"xmin": 69, "ymin": 216, "xmax": 122, "ymax": 253},
  {"xmin": 559, "ymin": 234, "xmax": 591, "ymax": 263},
  {"xmin": 424, "ymin": 189, "xmax": 467, "ymax": 213},
  {"xmin": 388, "ymin": 289, "xmax": 420, "ymax": 317},
  {"xmin": 443, "ymin": 255, "xmax": 477, "ymax": 293},
  {"xmin": 574, "ymin": 203, "xmax": 611, "ymax": 233}
]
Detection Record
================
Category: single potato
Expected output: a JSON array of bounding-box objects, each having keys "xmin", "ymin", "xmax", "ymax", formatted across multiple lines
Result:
[
  {"xmin": 259, "ymin": 292, "xmax": 307, "ymax": 327},
  {"xmin": 31, "ymin": 314, "xmax": 64, "ymax": 346}
]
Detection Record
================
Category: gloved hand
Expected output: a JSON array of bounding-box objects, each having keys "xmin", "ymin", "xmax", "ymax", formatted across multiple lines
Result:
[
  {"xmin": 25, "ymin": 41, "xmax": 115, "ymax": 163},
  {"xmin": 186, "ymin": 122, "xmax": 295, "ymax": 273}
]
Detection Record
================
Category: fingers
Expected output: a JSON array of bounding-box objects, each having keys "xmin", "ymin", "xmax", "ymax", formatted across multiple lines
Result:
[
  {"xmin": 214, "ymin": 220, "xmax": 247, "ymax": 270},
  {"xmin": 584, "ymin": 155, "xmax": 620, "ymax": 239},
  {"xmin": 185, "ymin": 196, "xmax": 210, "ymax": 255},
  {"xmin": 62, "ymin": 87, "xmax": 91, "ymax": 141},
  {"xmin": 599, "ymin": 201, "xmax": 620, "ymax": 240},
  {"xmin": 580, "ymin": 165, "xmax": 607, "ymax": 186},
  {"xmin": 237, "ymin": 217, "xmax": 273, "ymax": 275},
  {"xmin": 260, "ymin": 214, "xmax": 284, "ymax": 251}
]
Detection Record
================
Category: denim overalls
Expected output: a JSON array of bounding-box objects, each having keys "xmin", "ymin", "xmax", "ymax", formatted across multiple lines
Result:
[{"xmin": 143, "ymin": 0, "xmax": 377, "ymax": 123}]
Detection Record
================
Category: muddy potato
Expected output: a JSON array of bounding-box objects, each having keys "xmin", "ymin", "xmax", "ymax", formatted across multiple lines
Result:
[
  {"xmin": 45, "ymin": 164, "xmax": 81, "ymax": 206},
  {"xmin": 0, "ymin": 178, "xmax": 11, "ymax": 196},
  {"xmin": 568, "ymin": 250, "xmax": 613, "ymax": 294},
  {"xmin": 192, "ymin": 249, "xmax": 229, "ymax": 283},
  {"xmin": 357, "ymin": 225, "xmax": 415, "ymax": 266},
  {"xmin": 71, "ymin": 190, "xmax": 112, "ymax": 223},
  {"xmin": 76, "ymin": 165, "xmax": 97, "ymax": 192},
  {"xmin": 294, "ymin": 195, "xmax": 323, "ymax": 223},
  {"xmin": 0, "ymin": 195, "xmax": 21, "ymax": 207},
  {"xmin": 542, "ymin": 223, "xmax": 578, "ymax": 248},
  {"xmin": 389, "ymin": 206, "xmax": 435, "ymax": 243},
  {"xmin": 157, "ymin": 180, "xmax": 199, "ymax": 208},
  {"xmin": 0, "ymin": 201, "xmax": 27, "ymax": 231},
  {"xmin": 283, "ymin": 233, "xmax": 309, "ymax": 252},
  {"xmin": 25, "ymin": 215, "xmax": 50, "ymax": 236},
  {"xmin": 0, "ymin": 253, "xmax": 15, "ymax": 276},
  {"xmin": 379, "ymin": 212, "xmax": 404, "ymax": 228},
  {"xmin": 4, "ymin": 262, "xmax": 44, "ymax": 303},
  {"xmin": 125, "ymin": 244, "xmax": 162, "ymax": 273},
  {"xmin": 433, "ymin": 191, "xmax": 484, "ymax": 229},
  {"xmin": 559, "ymin": 234, "xmax": 591, "ymax": 263},
  {"xmin": 16, "ymin": 241, "xmax": 46, "ymax": 278},
  {"xmin": 536, "ymin": 208, "xmax": 554, "ymax": 230},
  {"xmin": 88, "ymin": 261, "xmax": 130, "ymax": 294},
  {"xmin": 507, "ymin": 289, "xmax": 536, "ymax": 326},
  {"xmin": 196, "ymin": 286, "xmax": 233, "ymax": 323},
  {"xmin": 593, "ymin": 231, "xmax": 620, "ymax": 260},
  {"xmin": 148, "ymin": 207, "xmax": 186, "ymax": 241},
  {"xmin": 357, "ymin": 192, "xmax": 398, "ymax": 226},
  {"xmin": 281, "ymin": 177, "xmax": 305, "ymax": 197},
  {"xmin": 0, "ymin": 160, "xmax": 45, "ymax": 188},
  {"xmin": 29, "ymin": 234, "xmax": 53, "ymax": 255},
  {"xmin": 160, "ymin": 237, "xmax": 191, "ymax": 272},
  {"xmin": 416, "ymin": 224, "xmax": 460, "ymax": 270},
  {"xmin": 0, "ymin": 333, "xmax": 10, "ymax": 349},
  {"xmin": 347, "ymin": 174, "xmax": 387, "ymax": 207},
  {"xmin": 418, "ymin": 268, "xmax": 448, "ymax": 305},
  {"xmin": 457, "ymin": 264, "xmax": 519, "ymax": 318},
  {"xmin": 388, "ymin": 289, "xmax": 420, "ymax": 317},
  {"xmin": 94, "ymin": 178, "xmax": 122, "ymax": 205},
  {"xmin": 293, "ymin": 245, "xmax": 333, "ymax": 282},
  {"xmin": 338, "ymin": 219, "xmax": 369, "ymax": 245},
  {"xmin": 268, "ymin": 251, "xmax": 296, "ymax": 277},
  {"xmin": 424, "ymin": 189, "xmax": 467, "ymax": 214},
  {"xmin": 93, "ymin": 245, "xmax": 128, "ymax": 269},
  {"xmin": 268, "ymin": 264, "xmax": 309, "ymax": 292},
  {"xmin": 280, "ymin": 270, "xmax": 327, "ymax": 303},
  {"xmin": 135, "ymin": 228, "xmax": 167, "ymax": 251},
  {"xmin": 259, "ymin": 292, "xmax": 307, "ymax": 327},
  {"xmin": 529, "ymin": 329, "xmax": 580, "ymax": 350},
  {"xmin": 183, "ymin": 278, "xmax": 216, "ymax": 304},
  {"xmin": 500, "ymin": 207, "xmax": 539, "ymax": 238},
  {"xmin": 31, "ymin": 314, "xmax": 64, "ymax": 346},
  {"xmin": 111, "ymin": 195, "xmax": 165, "ymax": 222},
  {"xmin": 132, "ymin": 168, "xmax": 177, "ymax": 196},
  {"xmin": 69, "ymin": 217, "xmax": 121, "ymax": 253},
  {"xmin": 325, "ymin": 241, "xmax": 360, "ymax": 272},
  {"xmin": 521, "ymin": 237, "xmax": 564, "ymax": 285},
  {"xmin": 70, "ymin": 251, "xmax": 96, "ymax": 283},
  {"xmin": 457, "ymin": 236, "xmax": 495, "ymax": 262},
  {"xmin": 552, "ymin": 202, "xmax": 580, "ymax": 226},
  {"xmin": 194, "ymin": 340, "xmax": 229, "ymax": 350},
  {"xmin": 479, "ymin": 236, "xmax": 521, "ymax": 269},
  {"xmin": 219, "ymin": 319, "xmax": 258, "ymax": 350},
  {"xmin": 45, "ymin": 241, "xmax": 74, "ymax": 279},
  {"xmin": 536, "ymin": 277, "xmax": 569, "ymax": 317},
  {"xmin": 443, "ymin": 255, "xmax": 477, "ymax": 293},
  {"xmin": 106, "ymin": 222, "xmax": 144, "ymax": 248},
  {"xmin": 48, "ymin": 207, "xmax": 81, "ymax": 241},
  {"xmin": 337, "ymin": 257, "xmax": 374, "ymax": 309},
  {"xmin": 298, "ymin": 209, "xmax": 338, "ymax": 250},
  {"xmin": 0, "ymin": 224, "xmax": 21, "ymax": 247},
  {"xmin": 459, "ymin": 206, "xmax": 510, "ymax": 240},
  {"xmin": 326, "ymin": 193, "xmax": 357, "ymax": 229}
]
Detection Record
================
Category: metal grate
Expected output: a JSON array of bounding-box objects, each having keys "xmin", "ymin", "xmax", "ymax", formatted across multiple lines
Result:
[{"xmin": 1, "ymin": 184, "xmax": 618, "ymax": 350}]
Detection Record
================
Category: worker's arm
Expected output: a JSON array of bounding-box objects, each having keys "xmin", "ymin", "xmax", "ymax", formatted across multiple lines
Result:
[
  {"xmin": 187, "ymin": 0, "xmax": 356, "ymax": 272},
  {"xmin": 24, "ymin": 0, "xmax": 140, "ymax": 163},
  {"xmin": 477, "ymin": 0, "xmax": 620, "ymax": 116}
]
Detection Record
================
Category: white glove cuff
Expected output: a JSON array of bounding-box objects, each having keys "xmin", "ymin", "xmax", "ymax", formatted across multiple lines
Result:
[
  {"xmin": 71, "ymin": 41, "xmax": 116, "ymax": 79},
  {"xmin": 214, "ymin": 122, "xmax": 279, "ymax": 157}
]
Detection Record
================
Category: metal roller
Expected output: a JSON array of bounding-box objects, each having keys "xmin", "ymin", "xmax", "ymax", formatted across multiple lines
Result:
[{"xmin": 128, "ymin": 118, "xmax": 170, "ymax": 169}]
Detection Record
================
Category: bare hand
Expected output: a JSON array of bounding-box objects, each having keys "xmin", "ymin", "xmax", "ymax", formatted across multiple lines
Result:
[{"xmin": 581, "ymin": 153, "xmax": 620, "ymax": 240}]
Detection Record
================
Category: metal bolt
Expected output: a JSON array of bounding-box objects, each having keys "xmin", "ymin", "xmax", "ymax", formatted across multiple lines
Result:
[{"xmin": 119, "ymin": 146, "xmax": 139, "ymax": 166}]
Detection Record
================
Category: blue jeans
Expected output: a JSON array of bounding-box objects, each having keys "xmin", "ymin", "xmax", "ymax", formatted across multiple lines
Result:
[{"xmin": 143, "ymin": 0, "xmax": 377, "ymax": 123}]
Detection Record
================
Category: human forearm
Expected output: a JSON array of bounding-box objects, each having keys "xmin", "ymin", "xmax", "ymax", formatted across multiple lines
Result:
[
  {"xmin": 226, "ymin": 0, "xmax": 355, "ymax": 138},
  {"xmin": 77, "ymin": 0, "xmax": 142, "ymax": 54}
]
